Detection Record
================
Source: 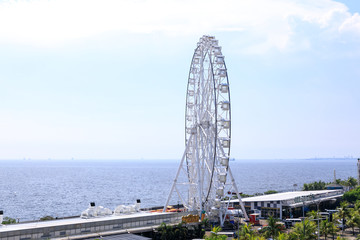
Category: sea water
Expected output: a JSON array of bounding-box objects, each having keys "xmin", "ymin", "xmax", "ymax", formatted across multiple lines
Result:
[{"xmin": 0, "ymin": 158, "xmax": 356, "ymax": 221}]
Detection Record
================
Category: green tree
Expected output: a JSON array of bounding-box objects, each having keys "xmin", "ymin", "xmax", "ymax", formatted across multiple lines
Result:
[
  {"xmin": 328, "ymin": 221, "xmax": 338, "ymax": 240},
  {"xmin": 320, "ymin": 219, "xmax": 337, "ymax": 240},
  {"xmin": 264, "ymin": 190, "xmax": 278, "ymax": 195},
  {"xmin": 346, "ymin": 209, "xmax": 360, "ymax": 235},
  {"xmin": 236, "ymin": 224, "xmax": 256, "ymax": 240},
  {"xmin": 205, "ymin": 226, "xmax": 227, "ymax": 240},
  {"xmin": 40, "ymin": 216, "xmax": 54, "ymax": 221},
  {"xmin": 191, "ymin": 218, "xmax": 207, "ymax": 239},
  {"xmin": 334, "ymin": 201, "xmax": 351, "ymax": 233},
  {"xmin": 262, "ymin": 215, "xmax": 283, "ymax": 239},
  {"xmin": 174, "ymin": 222, "xmax": 188, "ymax": 239},
  {"xmin": 347, "ymin": 177, "xmax": 358, "ymax": 189},
  {"xmin": 303, "ymin": 181, "xmax": 327, "ymax": 191},
  {"xmin": 343, "ymin": 186, "xmax": 360, "ymax": 203},
  {"xmin": 307, "ymin": 210, "xmax": 320, "ymax": 220},
  {"xmin": 158, "ymin": 222, "xmax": 175, "ymax": 240},
  {"xmin": 336, "ymin": 237, "xmax": 347, "ymax": 240},
  {"xmin": 1, "ymin": 217, "xmax": 16, "ymax": 224},
  {"xmin": 277, "ymin": 232, "xmax": 290, "ymax": 240},
  {"xmin": 291, "ymin": 219, "xmax": 317, "ymax": 240},
  {"xmin": 247, "ymin": 236, "xmax": 266, "ymax": 240}
]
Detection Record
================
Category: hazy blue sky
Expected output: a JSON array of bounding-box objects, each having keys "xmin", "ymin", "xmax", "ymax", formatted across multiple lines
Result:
[{"xmin": 1, "ymin": 0, "xmax": 359, "ymax": 160}]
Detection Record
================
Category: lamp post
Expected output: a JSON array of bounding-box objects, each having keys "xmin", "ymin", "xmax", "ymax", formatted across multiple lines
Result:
[
  {"xmin": 300, "ymin": 217, "xmax": 306, "ymax": 239},
  {"xmin": 302, "ymin": 201, "xmax": 306, "ymax": 217},
  {"xmin": 315, "ymin": 201, "xmax": 320, "ymax": 240}
]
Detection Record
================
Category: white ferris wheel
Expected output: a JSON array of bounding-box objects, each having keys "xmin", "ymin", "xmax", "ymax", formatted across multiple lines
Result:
[{"xmin": 164, "ymin": 35, "xmax": 248, "ymax": 225}]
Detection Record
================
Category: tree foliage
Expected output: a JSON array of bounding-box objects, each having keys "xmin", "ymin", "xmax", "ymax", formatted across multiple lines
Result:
[
  {"xmin": 303, "ymin": 177, "xmax": 358, "ymax": 191},
  {"xmin": 291, "ymin": 219, "xmax": 317, "ymax": 240},
  {"xmin": 205, "ymin": 226, "xmax": 227, "ymax": 240},
  {"xmin": 343, "ymin": 186, "xmax": 360, "ymax": 203},
  {"xmin": 1, "ymin": 216, "xmax": 16, "ymax": 225},
  {"xmin": 156, "ymin": 220, "xmax": 206, "ymax": 240},
  {"xmin": 320, "ymin": 219, "xmax": 337, "ymax": 240},
  {"xmin": 303, "ymin": 180, "xmax": 327, "ymax": 191},
  {"xmin": 264, "ymin": 190, "xmax": 278, "ymax": 195},
  {"xmin": 347, "ymin": 177, "xmax": 358, "ymax": 189},
  {"xmin": 236, "ymin": 223, "xmax": 256, "ymax": 240},
  {"xmin": 40, "ymin": 215, "xmax": 55, "ymax": 221},
  {"xmin": 261, "ymin": 216, "xmax": 284, "ymax": 239}
]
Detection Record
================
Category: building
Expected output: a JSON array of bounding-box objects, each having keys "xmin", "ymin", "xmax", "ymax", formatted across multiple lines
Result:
[
  {"xmin": 0, "ymin": 211, "xmax": 192, "ymax": 240},
  {"xmin": 230, "ymin": 189, "xmax": 343, "ymax": 219},
  {"xmin": 326, "ymin": 183, "xmax": 343, "ymax": 190}
]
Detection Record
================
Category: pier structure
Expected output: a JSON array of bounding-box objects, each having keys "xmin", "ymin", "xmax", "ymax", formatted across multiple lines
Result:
[{"xmin": 0, "ymin": 211, "xmax": 194, "ymax": 240}]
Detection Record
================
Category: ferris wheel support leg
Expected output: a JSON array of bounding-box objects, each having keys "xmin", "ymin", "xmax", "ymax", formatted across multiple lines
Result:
[
  {"xmin": 195, "ymin": 133, "xmax": 203, "ymax": 216},
  {"xmin": 219, "ymin": 211, "xmax": 224, "ymax": 227},
  {"xmin": 228, "ymin": 167, "xmax": 249, "ymax": 221},
  {"xmin": 163, "ymin": 135, "xmax": 193, "ymax": 212}
]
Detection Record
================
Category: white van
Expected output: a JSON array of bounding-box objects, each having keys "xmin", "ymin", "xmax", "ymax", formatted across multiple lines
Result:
[{"xmin": 284, "ymin": 218, "xmax": 302, "ymax": 228}]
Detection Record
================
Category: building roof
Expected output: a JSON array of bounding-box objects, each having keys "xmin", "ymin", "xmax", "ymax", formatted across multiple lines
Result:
[
  {"xmin": 326, "ymin": 183, "xmax": 343, "ymax": 188},
  {"xmin": 231, "ymin": 190, "xmax": 342, "ymax": 203},
  {"xmin": 0, "ymin": 211, "xmax": 173, "ymax": 233}
]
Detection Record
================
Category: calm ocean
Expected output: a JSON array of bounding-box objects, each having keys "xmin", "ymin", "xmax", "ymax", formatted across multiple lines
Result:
[{"xmin": 0, "ymin": 159, "xmax": 356, "ymax": 221}]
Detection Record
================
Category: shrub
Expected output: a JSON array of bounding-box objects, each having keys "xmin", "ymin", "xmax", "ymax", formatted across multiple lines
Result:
[{"xmin": 2, "ymin": 217, "xmax": 16, "ymax": 225}]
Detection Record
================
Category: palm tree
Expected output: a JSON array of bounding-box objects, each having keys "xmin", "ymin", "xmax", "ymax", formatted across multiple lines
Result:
[
  {"xmin": 320, "ymin": 219, "xmax": 338, "ymax": 240},
  {"xmin": 277, "ymin": 232, "xmax": 290, "ymax": 240},
  {"xmin": 236, "ymin": 224, "xmax": 256, "ymax": 240},
  {"xmin": 262, "ymin": 215, "xmax": 283, "ymax": 239},
  {"xmin": 347, "ymin": 177, "xmax": 358, "ymax": 189},
  {"xmin": 334, "ymin": 201, "xmax": 351, "ymax": 233},
  {"xmin": 174, "ymin": 222, "xmax": 188, "ymax": 239},
  {"xmin": 205, "ymin": 226, "xmax": 227, "ymax": 240},
  {"xmin": 346, "ymin": 209, "xmax": 360, "ymax": 235},
  {"xmin": 248, "ymin": 236, "xmax": 266, "ymax": 240},
  {"xmin": 158, "ymin": 222, "xmax": 175, "ymax": 240},
  {"xmin": 307, "ymin": 210, "xmax": 320, "ymax": 220},
  {"xmin": 336, "ymin": 237, "xmax": 347, "ymax": 240},
  {"xmin": 291, "ymin": 219, "xmax": 317, "ymax": 240},
  {"xmin": 192, "ymin": 219, "xmax": 207, "ymax": 239}
]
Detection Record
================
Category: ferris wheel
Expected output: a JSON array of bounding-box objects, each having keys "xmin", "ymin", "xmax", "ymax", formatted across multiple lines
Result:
[{"xmin": 164, "ymin": 35, "xmax": 247, "ymax": 225}]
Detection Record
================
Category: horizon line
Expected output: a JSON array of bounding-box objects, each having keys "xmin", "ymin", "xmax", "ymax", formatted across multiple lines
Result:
[{"xmin": 0, "ymin": 157, "xmax": 357, "ymax": 161}]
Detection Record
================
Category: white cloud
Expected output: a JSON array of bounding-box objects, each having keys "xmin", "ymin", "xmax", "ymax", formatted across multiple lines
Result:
[
  {"xmin": 339, "ymin": 12, "xmax": 360, "ymax": 35},
  {"xmin": 0, "ymin": 0, "xmax": 359, "ymax": 51}
]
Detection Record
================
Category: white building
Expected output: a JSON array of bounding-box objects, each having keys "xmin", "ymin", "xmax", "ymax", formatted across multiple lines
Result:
[{"xmin": 230, "ymin": 189, "xmax": 343, "ymax": 219}]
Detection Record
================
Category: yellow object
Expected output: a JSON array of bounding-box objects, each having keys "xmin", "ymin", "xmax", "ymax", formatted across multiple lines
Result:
[{"xmin": 181, "ymin": 214, "xmax": 199, "ymax": 223}]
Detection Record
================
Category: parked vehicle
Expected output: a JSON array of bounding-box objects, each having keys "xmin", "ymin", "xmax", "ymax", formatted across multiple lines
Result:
[{"xmin": 283, "ymin": 218, "xmax": 301, "ymax": 228}]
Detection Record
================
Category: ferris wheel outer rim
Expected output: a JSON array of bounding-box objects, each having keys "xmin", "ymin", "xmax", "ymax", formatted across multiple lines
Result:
[{"xmin": 184, "ymin": 36, "xmax": 231, "ymax": 207}]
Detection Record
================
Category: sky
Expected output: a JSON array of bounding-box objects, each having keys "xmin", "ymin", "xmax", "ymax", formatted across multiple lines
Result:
[{"xmin": 0, "ymin": 0, "xmax": 359, "ymax": 160}]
